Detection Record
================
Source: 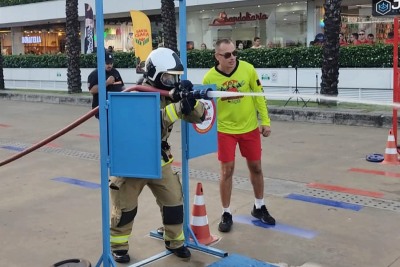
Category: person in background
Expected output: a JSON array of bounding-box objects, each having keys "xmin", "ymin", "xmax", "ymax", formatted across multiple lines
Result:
[
  {"xmin": 200, "ymin": 43, "xmax": 207, "ymax": 50},
  {"xmin": 186, "ymin": 41, "xmax": 194, "ymax": 50},
  {"xmin": 367, "ymin": 33, "xmax": 375, "ymax": 44},
  {"xmin": 339, "ymin": 33, "xmax": 347, "ymax": 46},
  {"xmin": 312, "ymin": 33, "xmax": 325, "ymax": 46},
  {"xmin": 385, "ymin": 32, "xmax": 394, "ymax": 44},
  {"xmin": 349, "ymin": 33, "xmax": 361, "ymax": 45},
  {"xmin": 202, "ymin": 39, "xmax": 275, "ymax": 233},
  {"xmin": 251, "ymin": 37, "xmax": 264, "ymax": 49},
  {"xmin": 237, "ymin": 42, "xmax": 244, "ymax": 50},
  {"xmin": 358, "ymin": 30, "xmax": 369, "ymax": 45},
  {"xmin": 107, "ymin": 46, "xmax": 114, "ymax": 53},
  {"xmin": 87, "ymin": 52, "xmax": 124, "ymax": 119}
]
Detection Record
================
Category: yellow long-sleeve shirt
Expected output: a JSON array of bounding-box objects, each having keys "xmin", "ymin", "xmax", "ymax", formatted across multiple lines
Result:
[{"xmin": 202, "ymin": 60, "xmax": 270, "ymax": 134}]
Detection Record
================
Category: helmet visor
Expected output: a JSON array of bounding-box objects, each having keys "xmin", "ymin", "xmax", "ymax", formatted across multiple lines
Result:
[{"xmin": 160, "ymin": 73, "xmax": 179, "ymax": 87}]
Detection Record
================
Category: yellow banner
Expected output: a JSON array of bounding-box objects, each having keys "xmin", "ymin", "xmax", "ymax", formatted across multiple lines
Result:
[{"xmin": 130, "ymin": 10, "xmax": 152, "ymax": 73}]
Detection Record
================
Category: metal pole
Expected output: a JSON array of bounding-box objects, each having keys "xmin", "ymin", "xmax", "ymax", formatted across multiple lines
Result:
[
  {"xmin": 94, "ymin": 0, "xmax": 115, "ymax": 266},
  {"xmin": 178, "ymin": 0, "xmax": 192, "ymax": 244},
  {"xmin": 178, "ymin": 0, "xmax": 227, "ymax": 257},
  {"xmin": 316, "ymin": 73, "xmax": 318, "ymax": 94},
  {"xmin": 393, "ymin": 17, "xmax": 398, "ymax": 148}
]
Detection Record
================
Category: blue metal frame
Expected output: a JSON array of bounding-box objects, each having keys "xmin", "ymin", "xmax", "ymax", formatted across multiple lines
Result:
[
  {"xmin": 94, "ymin": 0, "xmax": 226, "ymax": 266},
  {"xmin": 179, "ymin": 0, "xmax": 191, "ymax": 250},
  {"xmin": 94, "ymin": 0, "xmax": 115, "ymax": 266}
]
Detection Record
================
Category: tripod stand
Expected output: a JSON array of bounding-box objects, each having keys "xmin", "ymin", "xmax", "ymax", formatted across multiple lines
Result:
[
  {"xmin": 314, "ymin": 72, "xmax": 320, "ymax": 105},
  {"xmin": 284, "ymin": 66, "xmax": 308, "ymax": 107}
]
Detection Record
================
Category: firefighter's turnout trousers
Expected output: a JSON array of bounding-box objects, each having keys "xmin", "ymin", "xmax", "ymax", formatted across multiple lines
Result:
[{"xmin": 109, "ymin": 166, "xmax": 184, "ymax": 251}]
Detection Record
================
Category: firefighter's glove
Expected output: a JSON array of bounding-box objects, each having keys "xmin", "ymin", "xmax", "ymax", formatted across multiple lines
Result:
[
  {"xmin": 169, "ymin": 83, "xmax": 183, "ymax": 102},
  {"xmin": 169, "ymin": 80, "xmax": 194, "ymax": 102},
  {"xmin": 180, "ymin": 80, "xmax": 196, "ymax": 115},
  {"xmin": 180, "ymin": 80, "xmax": 194, "ymax": 92},
  {"xmin": 180, "ymin": 94, "xmax": 196, "ymax": 115}
]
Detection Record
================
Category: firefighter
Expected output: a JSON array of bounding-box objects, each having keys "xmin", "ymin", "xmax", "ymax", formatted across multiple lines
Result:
[{"xmin": 109, "ymin": 47, "xmax": 206, "ymax": 263}]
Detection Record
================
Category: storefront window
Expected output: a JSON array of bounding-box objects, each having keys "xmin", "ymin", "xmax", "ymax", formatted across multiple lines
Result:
[
  {"xmin": 22, "ymin": 23, "xmax": 66, "ymax": 54},
  {"xmin": 103, "ymin": 15, "xmax": 162, "ymax": 53},
  {"xmin": 341, "ymin": 4, "xmax": 394, "ymax": 44},
  {"xmin": 103, "ymin": 21, "xmax": 132, "ymax": 52},
  {"xmin": 187, "ymin": 2, "xmax": 307, "ymax": 50},
  {"xmin": 0, "ymin": 28, "xmax": 12, "ymax": 55}
]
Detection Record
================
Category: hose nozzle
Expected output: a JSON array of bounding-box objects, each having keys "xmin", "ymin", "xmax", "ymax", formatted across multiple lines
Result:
[{"xmin": 191, "ymin": 88, "xmax": 212, "ymax": 100}]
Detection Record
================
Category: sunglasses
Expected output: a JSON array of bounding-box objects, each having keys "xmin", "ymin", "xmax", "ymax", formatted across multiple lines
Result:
[
  {"xmin": 218, "ymin": 50, "xmax": 238, "ymax": 59},
  {"xmin": 359, "ymin": 33, "xmax": 364, "ymax": 35}
]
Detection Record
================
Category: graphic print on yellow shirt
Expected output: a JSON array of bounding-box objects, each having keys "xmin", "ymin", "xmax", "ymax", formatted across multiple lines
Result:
[{"xmin": 220, "ymin": 79, "xmax": 245, "ymax": 103}]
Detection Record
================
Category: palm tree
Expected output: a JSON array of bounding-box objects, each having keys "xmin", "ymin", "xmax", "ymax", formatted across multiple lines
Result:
[
  {"xmin": 0, "ymin": 43, "xmax": 4, "ymax": 90},
  {"xmin": 161, "ymin": 0, "xmax": 178, "ymax": 52},
  {"xmin": 66, "ymin": 0, "xmax": 82, "ymax": 93},
  {"xmin": 320, "ymin": 0, "xmax": 342, "ymax": 104}
]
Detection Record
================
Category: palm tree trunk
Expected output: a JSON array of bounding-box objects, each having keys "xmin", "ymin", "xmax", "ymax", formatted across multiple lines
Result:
[
  {"xmin": 0, "ymin": 48, "xmax": 4, "ymax": 90},
  {"xmin": 66, "ymin": 0, "xmax": 82, "ymax": 93},
  {"xmin": 320, "ymin": 0, "xmax": 342, "ymax": 105},
  {"xmin": 161, "ymin": 0, "xmax": 178, "ymax": 52}
]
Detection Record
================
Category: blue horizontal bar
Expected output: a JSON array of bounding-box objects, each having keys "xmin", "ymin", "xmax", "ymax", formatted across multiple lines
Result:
[
  {"xmin": 127, "ymin": 250, "xmax": 172, "ymax": 267},
  {"xmin": 1, "ymin": 145, "xmax": 25, "ymax": 152},
  {"xmin": 286, "ymin": 193, "xmax": 363, "ymax": 211},
  {"xmin": 207, "ymin": 253, "xmax": 278, "ymax": 267},
  {"xmin": 235, "ymin": 215, "xmax": 317, "ymax": 239},
  {"xmin": 52, "ymin": 177, "xmax": 101, "ymax": 189}
]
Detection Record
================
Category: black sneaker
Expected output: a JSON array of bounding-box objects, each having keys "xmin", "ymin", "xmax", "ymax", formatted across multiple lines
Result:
[
  {"xmin": 112, "ymin": 250, "xmax": 130, "ymax": 263},
  {"xmin": 251, "ymin": 205, "xmax": 276, "ymax": 225},
  {"xmin": 157, "ymin": 226, "xmax": 164, "ymax": 236},
  {"xmin": 167, "ymin": 245, "xmax": 191, "ymax": 259},
  {"xmin": 218, "ymin": 212, "xmax": 233, "ymax": 232}
]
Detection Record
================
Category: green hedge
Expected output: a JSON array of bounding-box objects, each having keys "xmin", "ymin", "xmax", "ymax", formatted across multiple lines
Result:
[
  {"xmin": 3, "ymin": 52, "xmax": 136, "ymax": 68},
  {"xmin": 2, "ymin": 45, "xmax": 396, "ymax": 69},
  {"xmin": 0, "ymin": 0, "xmax": 52, "ymax": 7}
]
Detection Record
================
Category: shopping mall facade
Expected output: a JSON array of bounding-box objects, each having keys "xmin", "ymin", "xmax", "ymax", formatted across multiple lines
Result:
[{"xmin": 0, "ymin": 0, "xmax": 395, "ymax": 55}]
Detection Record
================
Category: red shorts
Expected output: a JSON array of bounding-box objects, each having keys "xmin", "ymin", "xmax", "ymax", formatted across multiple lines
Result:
[{"xmin": 218, "ymin": 128, "xmax": 262, "ymax": 162}]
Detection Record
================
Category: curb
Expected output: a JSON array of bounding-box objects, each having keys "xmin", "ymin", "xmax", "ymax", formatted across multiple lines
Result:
[
  {"xmin": 269, "ymin": 106, "xmax": 395, "ymax": 128},
  {"xmin": 0, "ymin": 91, "xmax": 91, "ymax": 106},
  {"xmin": 0, "ymin": 91, "xmax": 396, "ymax": 128}
]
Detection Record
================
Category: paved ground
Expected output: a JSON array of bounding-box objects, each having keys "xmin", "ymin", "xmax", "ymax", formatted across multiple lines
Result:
[{"xmin": 1, "ymin": 99, "xmax": 400, "ymax": 267}]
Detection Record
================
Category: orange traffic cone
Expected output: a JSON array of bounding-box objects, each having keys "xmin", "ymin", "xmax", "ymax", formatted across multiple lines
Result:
[
  {"xmin": 190, "ymin": 183, "xmax": 220, "ymax": 245},
  {"xmin": 382, "ymin": 129, "xmax": 400, "ymax": 165}
]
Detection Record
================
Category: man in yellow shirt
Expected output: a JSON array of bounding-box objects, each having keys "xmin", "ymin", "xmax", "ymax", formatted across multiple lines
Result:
[{"xmin": 203, "ymin": 39, "xmax": 275, "ymax": 233}]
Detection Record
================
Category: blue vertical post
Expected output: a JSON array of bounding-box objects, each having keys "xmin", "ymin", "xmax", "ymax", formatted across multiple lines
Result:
[
  {"xmin": 179, "ymin": 0, "xmax": 187, "ymax": 80},
  {"xmin": 178, "ymin": 1, "xmax": 227, "ymax": 257},
  {"xmin": 94, "ymin": 0, "xmax": 115, "ymax": 266},
  {"xmin": 178, "ymin": 0, "xmax": 191, "ymax": 243}
]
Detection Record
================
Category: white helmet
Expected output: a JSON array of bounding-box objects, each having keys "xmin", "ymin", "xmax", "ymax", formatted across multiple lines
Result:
[{"xmin": 144, "ymin": 47, "xmax": 184, "ymax": 90}]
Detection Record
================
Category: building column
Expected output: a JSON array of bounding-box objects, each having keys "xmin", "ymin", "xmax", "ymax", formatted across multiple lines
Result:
[
  {"xmin": 307, "ymin": 0, "xmax": 317, "ymax": 46},
  {"xmin": 266, "ymin": 11, "xmax": 277, "ymax": 47},
  {"xmin": 80, "ymin": 21, "xmax": 85, "ymax": 54},
  {"xmin": 11, "ymin": 27, "xmax": 24, "ymax": 55},
  {"xmin": 259, "ymin": 19, "xmax": 267, "ymax": 46}
]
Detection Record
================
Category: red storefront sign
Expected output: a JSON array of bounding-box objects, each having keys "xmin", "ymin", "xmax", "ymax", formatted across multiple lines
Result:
[{"xmin": 209, "ymin": 11, "xmax": 268, "ymax": 26}]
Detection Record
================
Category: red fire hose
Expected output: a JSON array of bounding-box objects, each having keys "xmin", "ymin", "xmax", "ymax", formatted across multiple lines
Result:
[{"xmin": 0, "ymin": 85, "xmax": 168, "ymax": 167}]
